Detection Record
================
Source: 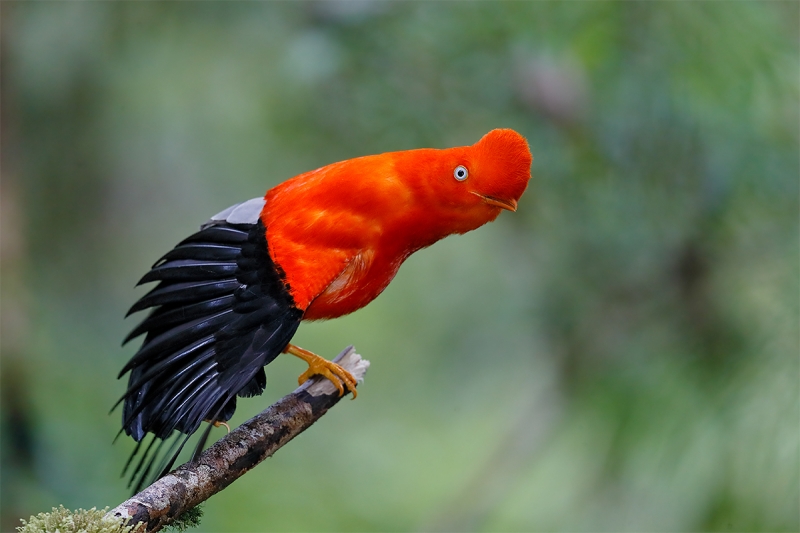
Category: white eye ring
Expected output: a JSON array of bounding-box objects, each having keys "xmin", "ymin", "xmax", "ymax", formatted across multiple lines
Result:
[{"xmin": 453, "ymin": 165, "xmax": 468, "ymax": 181}]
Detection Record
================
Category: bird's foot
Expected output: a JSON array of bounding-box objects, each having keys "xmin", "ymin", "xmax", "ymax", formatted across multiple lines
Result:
[
  {"xmin": 284, "ymin": 343, "xmax": 358, "ymax": 398},
  {"xmin": 204, "ymin": 419, "xmax": 230, "ymax": 433}
]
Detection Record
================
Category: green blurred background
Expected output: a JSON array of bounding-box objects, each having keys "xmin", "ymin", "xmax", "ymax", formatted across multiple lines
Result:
[{"xmin": 1, "ymin": 2, "xmax": 797, "ymax": 531}]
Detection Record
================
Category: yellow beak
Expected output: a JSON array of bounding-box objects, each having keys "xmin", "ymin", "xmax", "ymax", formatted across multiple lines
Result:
[{"xmin": 471, "ymin": 192, "xmax": 518, "ymax": 212}]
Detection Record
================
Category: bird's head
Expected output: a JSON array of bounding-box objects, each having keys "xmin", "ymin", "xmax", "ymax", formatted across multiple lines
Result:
[
  {"xmin": 459, "ymin": 128, "xmax": 533, "ymax": 213},
  {"xmin": 395, "ymin": 128, "xmax": 533, "ymax": 240}
]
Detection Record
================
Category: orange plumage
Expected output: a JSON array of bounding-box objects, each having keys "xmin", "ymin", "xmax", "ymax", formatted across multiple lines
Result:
[
  {"xmin": 118, "ymin": 128, "xmax": 532, "ymax": 490},
  {"xmin": 266, "ymin": 128, "xmax": 532, "ymax": 318}
]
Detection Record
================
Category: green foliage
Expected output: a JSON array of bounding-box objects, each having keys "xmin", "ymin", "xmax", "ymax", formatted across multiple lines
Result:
[
  {"xmin": 165, "ymin": 506, "xmax": 203, "ymax": 533},
  {"xmin": 17, "ymin": 507, "xmax": 131, "ymax": 533}
]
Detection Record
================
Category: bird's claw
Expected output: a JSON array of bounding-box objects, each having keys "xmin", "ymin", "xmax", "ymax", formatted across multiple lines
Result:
[
  {"xmin": 297, "ymin": 359, "xmax": 358, "ymax": 398},
  {"xmin": 204, "ymin": 419, "xmax": 231, "ymax": 433},
  {"xmin": 285, "ymin": 343, "xmax": 358, "ymax": 398}
]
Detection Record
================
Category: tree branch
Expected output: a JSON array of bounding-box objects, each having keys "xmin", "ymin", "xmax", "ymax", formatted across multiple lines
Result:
[{"xmin": 106, "ymin": 346, "xmax": 369, "ymax": 533}]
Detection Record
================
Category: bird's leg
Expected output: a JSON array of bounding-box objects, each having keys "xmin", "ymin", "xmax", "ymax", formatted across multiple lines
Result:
[
  {"xmin": 283, "ymin": 343, "xmax": 358, "ymax": 398},
  {"xmin": 204, "ymin": 420, "xmax": 230, "ymax": 433},
  {"xmin": 213, "ymin": 420, "xmax": 230, "ymax": 433}
]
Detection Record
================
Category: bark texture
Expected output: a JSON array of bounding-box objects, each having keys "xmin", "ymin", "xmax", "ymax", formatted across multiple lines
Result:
[{"xmin": 106, "ymin": 346, "xmax": 369, "ymax": 533}]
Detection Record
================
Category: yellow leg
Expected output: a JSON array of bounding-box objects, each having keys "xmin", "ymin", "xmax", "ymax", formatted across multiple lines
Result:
[
  {"xmin": 204, "ymin": 419, "xmax": 231, "ymax": 433},
  {"xmin": 284, "ymin": 343, "xmax": 358, "ymax": 398}
]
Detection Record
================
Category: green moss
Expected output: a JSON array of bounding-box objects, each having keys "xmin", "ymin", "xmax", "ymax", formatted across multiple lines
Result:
[
  {"xmin": 17, "ymin": 506, "xmax": 133, "ymax": 533},
  {"xmin": 164, "ymin": 505, "xmax": 203, "ymax": 532}
]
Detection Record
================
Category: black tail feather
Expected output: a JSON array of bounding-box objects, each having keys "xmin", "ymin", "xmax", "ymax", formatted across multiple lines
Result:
[{"xmin": 126, "ymin": 434, "xmax": 160, "ymax": 487}]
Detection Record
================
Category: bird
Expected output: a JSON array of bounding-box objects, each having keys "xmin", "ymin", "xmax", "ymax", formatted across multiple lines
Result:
[{"xmin": 116, "ymin": 128, "xmax": 533, "ymax": 491}]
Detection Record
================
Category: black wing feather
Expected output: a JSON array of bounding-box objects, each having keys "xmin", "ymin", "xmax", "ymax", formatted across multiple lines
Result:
[
  {"xmin": 155, "ymin": 243, "xmax": 241, "ymax": 265},
  {"xmin": 118, "ymin": 311, "xmax": 234, "ymax": 375},
  {"xmin": 118, "ymin": 219, "xmax": 302, "ymax": 491},
  {"xmin": 137, "ymin": 260, "xmax": 238, "ymax": 285},
  {"xmin": 123, "ymin": 295, "xmax": 235, "ymax": 344},
  {"xmin": 115, "ymin": 337, "xmax": 216, "ymax": 406},
  {"xmin": 179, "ymin": 225, "xmax": 250, "ymax": 245},
  {"xmin": 126, "ymin": 279, "xmax": 240, "ymax": 316}
]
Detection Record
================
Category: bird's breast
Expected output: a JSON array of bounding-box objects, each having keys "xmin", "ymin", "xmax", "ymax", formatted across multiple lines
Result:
[{"xmin": 301, "ymin": 248, "xmax": 404, "ymax": 320}]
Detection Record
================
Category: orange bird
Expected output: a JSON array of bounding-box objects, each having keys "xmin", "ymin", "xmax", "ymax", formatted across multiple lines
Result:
[{"xmin": 118, "ymin": 128, "xmax": 532, "ymax": 489}]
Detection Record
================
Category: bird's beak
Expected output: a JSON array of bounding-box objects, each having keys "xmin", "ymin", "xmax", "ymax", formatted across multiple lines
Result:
[{"xmin": 471, "ymin": 192, "xmax": 518, "ymax": 212}]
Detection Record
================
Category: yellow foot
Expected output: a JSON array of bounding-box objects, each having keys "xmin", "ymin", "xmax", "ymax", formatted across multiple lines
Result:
[
  {"xmin": 283, "ymin": 343, "xmax": 358, "ymax": 398},
  {"xmin": 204, "ymin": 419, "xmax": 230, "ymax": 433}
]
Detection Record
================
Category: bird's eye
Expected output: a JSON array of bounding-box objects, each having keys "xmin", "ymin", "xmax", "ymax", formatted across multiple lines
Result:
[{"xmin": 453, "ymin": 165, "xmax": 468, "ymax": 181}]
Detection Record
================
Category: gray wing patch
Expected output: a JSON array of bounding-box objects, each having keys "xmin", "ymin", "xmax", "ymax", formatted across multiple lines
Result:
[{"xmin": 205, "ymin": 197, "xmax": 266, "ymax": 228}]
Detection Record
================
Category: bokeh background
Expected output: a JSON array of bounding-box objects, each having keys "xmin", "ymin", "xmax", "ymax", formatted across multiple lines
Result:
[{"xmin": 1, "ymin": 2, "xmax": 797, "ymax": 531}]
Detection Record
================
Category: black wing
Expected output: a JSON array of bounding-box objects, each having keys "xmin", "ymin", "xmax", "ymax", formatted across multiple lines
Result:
[{"xmin": 117, "ymin": 213, "xmax": 302, "ymax": 492}]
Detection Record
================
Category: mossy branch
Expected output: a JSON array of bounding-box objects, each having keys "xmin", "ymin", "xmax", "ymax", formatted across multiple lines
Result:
[{"xmin": 18, "ymin": 506, "xmax": 134, "ymax": 533}]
